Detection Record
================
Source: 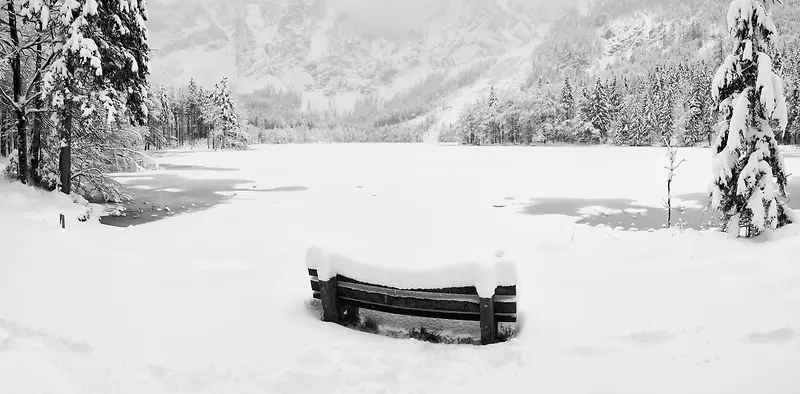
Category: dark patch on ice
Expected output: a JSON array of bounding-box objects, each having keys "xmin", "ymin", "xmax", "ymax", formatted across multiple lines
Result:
[
  {"xmin": 99, "ymin": 171, "xmax": 307, "ymax": 227},
  {"xmin": 159, "ymin": 163, "xmax": 239, "ymax": 172},
  {"xmin": 518, "ymin": 193, "xmax": 716, "ymax": 231},
  {"xmin": 746, "ymin": 328, "xmax": 795, "ymax": 344},
  {"xmin": 264, "ymin": 186, "xmax": 308, "ymax": 192},
  {"xmin": 519, "ymin": 176, "xmax": 800, "ymax": 232},
  {"xmin": 618, "ymin": 330, "xmax": 675, "ymax": 346}
]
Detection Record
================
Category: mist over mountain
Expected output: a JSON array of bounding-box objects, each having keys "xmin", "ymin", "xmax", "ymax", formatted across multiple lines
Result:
[
  {"xmin": 145, "ymin": 0, "xmax": 799, "ymax": 135},
  {"xmin": 146, "ymin": 0, "xmax": 569, "ymax": 115}
]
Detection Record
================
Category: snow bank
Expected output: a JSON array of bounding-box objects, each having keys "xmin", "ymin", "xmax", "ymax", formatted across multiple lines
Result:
[
  {"xmin": 306, "ymin": 237, "xmax": 516, "ymax": 297},
  {"xmin": 0, "ymin": 177, "xmax": 100, "ymax": 227}
]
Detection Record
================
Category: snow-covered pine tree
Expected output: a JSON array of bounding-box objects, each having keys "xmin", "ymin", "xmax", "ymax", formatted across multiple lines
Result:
[
  {"xmin": 710, "ymin": 0, "xmax": 793, "ymax": 236},
  {"xmin": 574, "ymin": 82, "xmax": 600, "ymax": 144},
  {"xmin": 786, "ymin": 84, "xmax": 800, "ymax": 144},
  {"xmin": 486, "ymin": 86, "xmax": 499, "ymax": 143},
  {"xmin": 211, "ymin": 77, "xmax": 248, "ymax": 150},
  {"xmin": 685, "ymin": 66, "xmax": 714, "ymax": 146},
  {"xmin": 589, "ymin": 79, "xmax": 612, "ymax": 140},
  {"xmin": 44, "ymin": 0, "xmax": 150, "ymax": 194},
  {"xmin": 614, "ymin": 96, "xmax": 632, "ymax": 146},
  {"xmin": 187, "ymin": 78, "xmax": 201, "ymax": 141},
  {"xmin": 560, "ymin": 76, "xmax": 575, "ymax": 121},
  {"xmin": 607, "ymin": 76, "xmax": 622, "ymax": 122},
  {"xmin": 644, "ymin": 67, "xmax": 675, "ymax": 143}
]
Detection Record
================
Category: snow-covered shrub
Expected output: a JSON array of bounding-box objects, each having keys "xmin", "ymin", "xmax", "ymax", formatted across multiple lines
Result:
[{"xmin": 437, "ymin": 123, "xmax": 461, "ymax": 143}]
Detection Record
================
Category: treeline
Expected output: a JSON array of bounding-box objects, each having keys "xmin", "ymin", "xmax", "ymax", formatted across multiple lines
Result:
[
  {"xmin": 0, "ymin": 1, "xmax": 253, "ymax": 202},
  {"xmin": 447, "ymin": 51, "xmax": 800, "ymax": 147},
  {"xmin": 248, "ymin": 111, "xmax": 433, "ymax": 144},
  {"xmin": 254, "ymin": 122, "xmax": 427, "ymax": 144},
  {"xmin": 146, "ymin": 77, "xmax": 249, "ymax": 151},
  {"xmin": 1, "ymin": 0, "xmax": 151, "ymax": 202}
]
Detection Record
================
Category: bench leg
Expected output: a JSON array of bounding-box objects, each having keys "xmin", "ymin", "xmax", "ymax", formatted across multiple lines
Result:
[
  {"xmin": 319, "ymin": 278, "xmax": 340, "ymax": 323},
  {"xmin": 480, "ymin": 296, "xmax": 496, "ymax": 345}
]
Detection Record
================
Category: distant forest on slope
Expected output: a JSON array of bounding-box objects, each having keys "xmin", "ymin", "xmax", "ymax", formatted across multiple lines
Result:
[{"xmin": 77, "ymin": 0, "xmax": 800, "ymax": 149}]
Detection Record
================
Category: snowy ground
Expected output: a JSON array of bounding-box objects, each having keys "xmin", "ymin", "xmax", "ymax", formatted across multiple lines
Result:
[{"xmin": 2, "ymin": 144, "xmax": 800, "ymax": 393}]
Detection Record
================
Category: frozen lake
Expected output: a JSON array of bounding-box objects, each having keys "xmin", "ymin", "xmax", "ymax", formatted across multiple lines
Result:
[{"xmin": 3, "ymin": 143, "xmax": 800, "ymax": 394}]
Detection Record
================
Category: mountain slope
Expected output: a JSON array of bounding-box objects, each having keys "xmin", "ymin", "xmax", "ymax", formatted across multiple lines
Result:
[{"xmin": 147, "ymin": 0, "xmax": 562, "ymax": 114}]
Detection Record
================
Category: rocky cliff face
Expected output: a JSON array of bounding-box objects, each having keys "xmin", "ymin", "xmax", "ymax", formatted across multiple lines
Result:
[{"xmin": 146, "ymin": 0, "xmax": 559, "ymax": 112}]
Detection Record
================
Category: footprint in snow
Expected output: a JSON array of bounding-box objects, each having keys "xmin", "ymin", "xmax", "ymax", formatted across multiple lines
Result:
[
  {"xmin": 566, "ymin": 346, "xmax": 606, "ymax": 357},
  {"xmin": 618, "ymin": 330, "xmax": 675, "ymax": 347}
]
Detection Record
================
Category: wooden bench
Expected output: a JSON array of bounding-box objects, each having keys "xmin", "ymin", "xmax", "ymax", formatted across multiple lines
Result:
[{"xmin": 307, "ymin": 268, "xmax": 517, "ymax": 345}]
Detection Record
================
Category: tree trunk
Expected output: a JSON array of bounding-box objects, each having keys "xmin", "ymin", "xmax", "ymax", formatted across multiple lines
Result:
[
  {"xmin": 30, "ymin": 42, "xmax": 44, "ymax": 185},
  {"xmin": 8, "ymin": 0, "xmax": 30, "ymax": 184},
  {"xmin": 60, "ymin": 59, "xmax": 74, "ymax": 195},
  {"xmin": 1, "ymin": 111, "xmax": 7, "ymax": 157}
]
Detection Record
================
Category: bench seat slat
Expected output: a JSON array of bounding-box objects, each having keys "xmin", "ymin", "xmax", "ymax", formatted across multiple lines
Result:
[
  {"xmin": 312, "ymin": 278, "xmax": 516, "ymax": 314},
  {"xmin": 338, "ymin": 286, "xmax": 481, "ymax": 314},
  {"xmin": 339, "ymin": 297, "xmax": 517, "ymax": 323},
  {"xmin": 338, "ymin": 280, "xmax": 481, "ymax": 303}
]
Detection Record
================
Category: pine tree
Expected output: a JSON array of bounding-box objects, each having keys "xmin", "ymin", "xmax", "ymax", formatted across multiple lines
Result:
[
  {"xmin": 589, "ymin": 79, "xmax": 612, "ymax": 140},
  {"xmin": 614, "ymin": 97, "xmax": 633, "ymax": 146},
  {"xmin": 710, "ymin": 0, "xmax": 792, "ymax": 236},
  {"xmin": 44, "ymin": 0, "xmax": 150, "ymax": 194},
  {"xmin": 211, "ymin": 77, "xmax": 248, "ymax": 149},
  {"xmin": 488, "ymin": 86, "xmax": 498, "ymax": 108},
  {"xmin": 607, "ymin": 76, "xmax": 622, "ymax": 122},
  {"xmin": 685, "ymin": 66, "xmax": 714, "ymax": 146},
  {"xmin": 560, "ymin": 76, "xmax": 575, "ymax": 121}
]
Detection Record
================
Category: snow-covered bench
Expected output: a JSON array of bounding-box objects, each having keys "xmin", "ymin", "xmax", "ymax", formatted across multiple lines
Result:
[{"xmin": 305, "ymin": 242, "xmax": 517, "ymax": 345}]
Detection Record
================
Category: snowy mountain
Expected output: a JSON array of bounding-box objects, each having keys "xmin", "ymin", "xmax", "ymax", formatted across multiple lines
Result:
[
  {"xmin": 146, "ymin": 0, "xmax": 564, "ymax": 114},
  {"xmin": 533, "ymin": 0, "xmax": 800, "ymax": 80}
]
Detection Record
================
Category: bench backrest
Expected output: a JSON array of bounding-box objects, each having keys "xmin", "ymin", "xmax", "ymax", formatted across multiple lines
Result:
[{"xmin": 307, "ymin": 268, "xmax": 516, "ymax": 344}]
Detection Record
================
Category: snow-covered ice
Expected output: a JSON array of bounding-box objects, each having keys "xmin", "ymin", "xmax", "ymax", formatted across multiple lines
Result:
[{"xmin": 2, "ymin": 144, "xmax": 800, "ymax": 393}]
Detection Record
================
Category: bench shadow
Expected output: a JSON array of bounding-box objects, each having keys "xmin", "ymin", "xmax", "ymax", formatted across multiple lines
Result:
[
  {"xmin": 304, "ymin": 299, "xmax": 513, "ymax": 345},
  {"xmin": 98, "ymin": 172, "xmax": 307, "ymax": 227}
]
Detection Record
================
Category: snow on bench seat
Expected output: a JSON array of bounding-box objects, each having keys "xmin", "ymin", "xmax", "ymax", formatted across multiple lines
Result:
[{"xmin": 305, "ymin": 238, "xmax": 517, "ymax": 299}]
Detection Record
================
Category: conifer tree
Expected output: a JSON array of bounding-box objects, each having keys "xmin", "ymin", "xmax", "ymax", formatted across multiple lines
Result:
[
  {"xmin": 211, "ymin": 77, "xmax": 248, "ymax": 149},
  {"xmin": 589, "ymin": 79, "xmax": 612, "ymax": 140},
  {"xmin": 44, "ymin": 0, "xmax": 150, "ymax": 194},
  {"xmin": 710, "ymin": 0, "xmax": 792, "ymax": 236},
  {"xmin": 614, "ymin": 97, "xmax": 633, "ymax": 146},
  {"xmin": 488, "ymin": 86, "xmax": 498, "ymax": 108},
  {"xmin": 560, "ymin": 76, "xmax": 575, "ymax": 121},
  {"xmin": 607, "ymin": 76, "xmax": 622, "ymax": 122}
]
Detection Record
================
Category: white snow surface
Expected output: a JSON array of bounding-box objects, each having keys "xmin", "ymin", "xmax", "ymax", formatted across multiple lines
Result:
[{"xmin": 2, "ymin": 144, "xmax": 800, "ymax": 393}]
